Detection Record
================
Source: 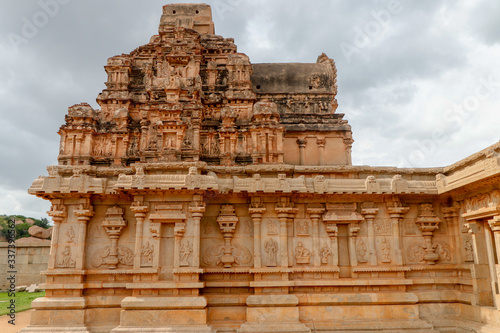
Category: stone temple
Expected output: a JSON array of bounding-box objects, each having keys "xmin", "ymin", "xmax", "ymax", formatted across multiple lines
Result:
[{"xmin": 23, "ymin": 3, "xmax": 500, "ymax": 333}]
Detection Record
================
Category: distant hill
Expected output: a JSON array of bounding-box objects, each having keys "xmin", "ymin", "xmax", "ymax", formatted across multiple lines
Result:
[{"xmin": 0, "ymin": 215, "xmax": 51, "ymax": 240}]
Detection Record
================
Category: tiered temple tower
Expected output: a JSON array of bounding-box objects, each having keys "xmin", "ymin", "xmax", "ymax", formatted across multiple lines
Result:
[{"xmin": 24, "ymin": 3, "xmax": 500, "ymax": 333}]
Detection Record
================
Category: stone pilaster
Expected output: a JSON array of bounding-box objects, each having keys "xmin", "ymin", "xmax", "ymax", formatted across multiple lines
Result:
[
  {"xmin": 297, "ymin": 138, "xmax": 306, "ymax": 165},
  {"xmin": 131, "ymin": 198, "xmax": 149, "ymax": 269},
  {"xmin": 317, "ymin": 138, "xmax": 326, "ymax": 165},
  {"xmin": 466, "ymin": 220, "xmax": 494, "ymax": 307},
  {"xmin": 189, "ymin": 195, "xmax": 206, "ymax": 268},
  {"xmin": 442, "ymin": 206, "xmax": 461, "ymax": 264},
  {"xmin": 74, "ymin": 198, "xmax": 94, "ymax": 270},
  {"xmin": 307, "ymin": 204, "xmax": 325, "ymax": 267},
  {"xmin": 275, "ymin": 198, "xmax": 295, "ymax": 267},
  {"xmin": 249, "ymin": 198, "xmax": 266, "ymax": 268},
  {"xmin": 361, "ymin": 205, "xmax": 379, "ymax": 266},
  {"xmin": 47, "ymin": 200, "xmax": 67, "ymax": 270},
  {"xmin": 386, "ymin": 203, "xmax": 409, "ymax": 266}
]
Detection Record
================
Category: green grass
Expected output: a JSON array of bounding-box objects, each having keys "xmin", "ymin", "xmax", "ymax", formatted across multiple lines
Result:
[{"xmin": 0, "ymin": 291, "xmax": 45, "ymax": 316}]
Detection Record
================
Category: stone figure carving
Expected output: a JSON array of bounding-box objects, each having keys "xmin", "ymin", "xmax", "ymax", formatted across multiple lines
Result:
[
  {"xmin": 435, "ymin": 241, "xmax": 451, "ymax": 262},
  {"xmin": 356, "ymin": 238, "xmax": 368, "ymax": 263},
  {"xmin": 141, "ymin": 241, "xmax": 154, "ymax": 265},
  {"xmin": 59, "ymin": 246, "xmax": 76, "ymax": 268},
  {"xmin": 464, "ymin": 236, "xmax": 474, "ymax": 262},
  {"xmin": 93, "ymin": 137, "xmax": 105, "ymax": 157},
  {"xmin": 202, "ymin": 243, "xmax": 252, "ymax": 267},
  {"xmin": 264, "ymin": 239, "xmax": 278, "ymax": 267},
  {"xmin": 66, "ymin": 226, "xmax": 75, "ymax": 243},
  {"xmin": 407, "ymin": 240, "xmax": 451, "ymax": 264},
  {"xmin": 320, "ymin": 244, "xmax": 332, "ymax": 265},
  {"xmin": 380, "ymin": 237, "xmax": 391, "ymax": 263},
  {"xmin": 128, "ymin": 136, "xmax": 139, "ymax": 156},
  {"xmin": 407, "ymin": 243, "xmax": 426, "ymax": 263},
  {"xmin": 296, "ymin": 219, "xmax": 309, "ymax": 236},
  {"xmin": 267, "ymin": 220, "xmax": 279, "ymax": 235},
  {"xmin": 295, "ymin": 242, "xmax": 311, "ymax": 264},
  {"xmin": 180, "ymin": 240, "xmax": 193, "ymax": 267},
  {"xmin": 374, "ymin": 219, "xmax": 391, "ymax": 235},
  {"xmin": 91, "ymin": 246, "xmax": 134, "ymax": 268}
]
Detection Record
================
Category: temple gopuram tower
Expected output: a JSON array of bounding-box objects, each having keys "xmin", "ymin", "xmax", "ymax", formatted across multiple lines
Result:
[{"xmin": 24, "ymin": 3, "xmax": 500, "ymax": 333}]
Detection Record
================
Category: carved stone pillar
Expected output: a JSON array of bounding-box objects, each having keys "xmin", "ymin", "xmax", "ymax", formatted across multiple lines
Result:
[
  {"xmin": 442, "ymin": 206, "xmax": 461, "ymax": 264},
  {"xmin": 317, "ymin": 138, "xmax": 326, "ymax": 165},
  {"xmin": 307, "ymin": 204, "xmax": 325, "ymax": 267},
  {"xmin": 415, "ymin": 203, "xmax": 441, "ymax": 265},
  {"xmin": 348, "ymin": 223, "xmax": 361, "ymax": 267},
  {"xmin": 361, "ymin": 205, "xmax": 379, "ymax": 266},
  {"xmin": 174, "ymin": 221, "xmax": 186, "ymax": 269},
  {"xmin": 131, "ymin": 198, "xmax": 149, "ymax": 269},
  {"xmin": 47, "ymin": 200, "xmax": 67, "ymax": 270},
  {"xmin": 189, "ymin": 195, "xmax": 206, "ymax": 268},
  {"xmin": 75, "ymin": 135, "xmax": 83, "ymax": 156},
  {"xmin": 275, "ymin": 198, "xmax": 294, "ymax": 267},
  {"xmin": 343, "ymin": 138, "xmax": 354, "ymax": 165},
  {"xmin": 488, "ymin": 216, "xmax": 500, "ymax": 289},
  {"xmin": 466, "ymin": 220, "xmax": 494, "ymax": 306},
  {"xmin": 386, "ymin": 203, "xmax": 409, "ymax": 266},
  {"xmin": 74, "ymin": 198, "xmax": 94, "ymax": 270},
  {"xmin": 249, "ymin": 198, "xmax": 266, "ymax": 268},
  {"xmin": 192, "ymin": 122, "xmax": 200, "ymax": 151},
  {"xmin": 297, "ymin": 139, "xmax": 306, "ymax": 165},
  {"xmin": 324, "ymin": 222, "xmax": 339, "ymax": 267}
]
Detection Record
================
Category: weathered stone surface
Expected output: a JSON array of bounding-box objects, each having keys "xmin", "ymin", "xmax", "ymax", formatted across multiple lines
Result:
[
  {"xmin": 28, "ymin": 225, "xmax": 52, "ymax": 239},
  {"xmin": 23, "ymin": 3, "xmax": 500, "ymax": 333}
]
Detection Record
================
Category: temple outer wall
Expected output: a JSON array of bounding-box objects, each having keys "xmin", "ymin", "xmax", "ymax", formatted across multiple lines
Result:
[{"xmin": 0, "ymin": 242, "xmax": 50, "ymax": 289}]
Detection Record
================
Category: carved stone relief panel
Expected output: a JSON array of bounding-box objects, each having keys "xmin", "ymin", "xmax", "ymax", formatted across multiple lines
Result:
[
  {"xmin": 91, "ymin": 245, "xmax": 134, "ymax": 268},
  {"xmin": 374, "ymin": 219, "xmax": 391, "ymax": 236},
  {"xmin": 295, "ymin": 219, "xmax": 310, "ymax": 236},
  {"xmin": 294, "ymin": 241, "xmax": 312, "ymax": 264},
  {"xmin": 58, "ymin": 245, "xmax": 76, "ymax": 268},
  {"xmin": 377, "ymin": 237, "xmax": 392, "ymax": 263},
  {"xmin": 202, "ymin": 241, "xmax": 252, "ymax": 267},
  {"xmin": 406, "ymin": 240, "xmax": 451, "ymax": 264},
  {"xmin": 264, "ymin": 218, "xmax": 279, "ymax": 235},
  {"xmin": 356, "ymin": 237, "xmax": 368, "ymax": 263},
  {"xmin": 179, "ymin": 239, "xmax": 193, "ymax": 267},
  {"xmin": 264, "ymin": 238, "xmax": 278, "ymax": 267},
  {"xmin": 320, "ymin": 243, "xmax": 332, "ymax": 265},
  {"xmin": 141, "ymin": 241, "xmax": 154, "ymax": 267},
  {"xmin": 463, "ymin": 234, "xmax": 474, "ymax": 262}
]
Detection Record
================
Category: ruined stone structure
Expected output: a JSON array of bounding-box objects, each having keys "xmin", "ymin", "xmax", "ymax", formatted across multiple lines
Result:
[{"xmin": 23, "ymin": 4, "xmax": 500, "ymax": 333}]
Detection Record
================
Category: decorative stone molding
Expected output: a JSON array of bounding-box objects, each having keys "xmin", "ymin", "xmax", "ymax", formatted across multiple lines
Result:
[
  {"xmin": 216, "ymin": 204, "xmax": 239, "ymax": 268},
  {"xmin": 101, "ymin": 205, "xmax": 128, "ymax": 269},
  {"xmin": 415, "ymin": 203, "xmax": 441, "ymax": 265}
]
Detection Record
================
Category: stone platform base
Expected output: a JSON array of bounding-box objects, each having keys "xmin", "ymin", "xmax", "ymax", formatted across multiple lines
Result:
[
  {"xmin": 237, "ymin": 322, "xmax": 311, "ymax": 333},
  {"xmin": 305, "ymin": 319, "xmax": 438, "ymax": 332},
  {"xmin": 110, "ymin": 325, "xmax": 215, "ymax": 333},
  {"xmin": 19, "ymin": 326, "xmax": 90, "ymax": 333}
]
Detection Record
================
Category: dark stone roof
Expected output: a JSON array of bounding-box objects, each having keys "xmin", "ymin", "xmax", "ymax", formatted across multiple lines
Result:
[{"xmin": 251, "ymin": 63, "xmax": 335, "ymax": 94}]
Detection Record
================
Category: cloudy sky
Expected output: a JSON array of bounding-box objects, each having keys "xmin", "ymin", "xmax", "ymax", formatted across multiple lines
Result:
[{"xmin": 1, "ymin": 0, "xmax": 499, "ymax": 220}]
